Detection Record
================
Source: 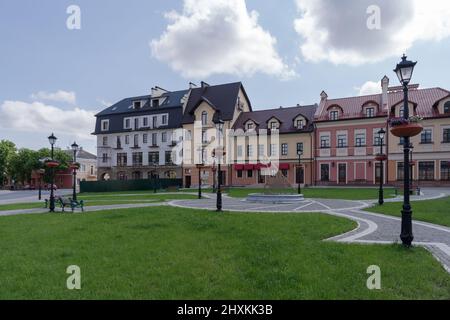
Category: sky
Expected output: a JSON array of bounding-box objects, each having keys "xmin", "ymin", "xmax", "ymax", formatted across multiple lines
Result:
[{"xmin": 1, "ymin": 0, "xmax": 450, "ymax": 154}]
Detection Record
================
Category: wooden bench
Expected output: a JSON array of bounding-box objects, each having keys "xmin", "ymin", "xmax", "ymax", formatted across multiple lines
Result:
[{"xmin": 57, "ymin": 197, "xmax": 84, "ymax": 212}]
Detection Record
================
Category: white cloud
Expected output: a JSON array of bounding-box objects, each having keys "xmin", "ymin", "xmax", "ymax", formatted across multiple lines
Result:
[
  {"xmin": 151, "ymin": 0, "xmax": 294, "ymax": 79},
  {"xmin": 31, "ymin": 90, "xmax": 76, "ymax": 105},
  {"xmin": 356, "ymin": 81, "xmax": 382, "ymax": 96},
  {"xmin": 0, "ymin": 100, "xmax": 95, "ymax": 140},
  {"xmin": 294, "ymin": 0, "xmax": 450, "ymax": 65}
]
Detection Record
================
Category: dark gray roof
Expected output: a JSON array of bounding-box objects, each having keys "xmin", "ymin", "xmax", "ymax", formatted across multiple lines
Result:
[
  {"xmin": 182, "ymin": 82, "xmax": 251, "ymax": 124},
  {"xmin": 233, "ymin": 104, "xmax": 318, "ymax": 133},
  {"xmin": 96, "ymin": 90, "xmax": 189, "ymax": 116}
]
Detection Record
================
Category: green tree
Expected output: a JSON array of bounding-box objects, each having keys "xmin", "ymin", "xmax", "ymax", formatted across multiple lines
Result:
[
  {"xmin": 0, "ymin": 140, "xmax": 17, "ymax": 186},
  {"xmin": 8, "ymin": 148, "xmax": 41, "ymax": 185}
]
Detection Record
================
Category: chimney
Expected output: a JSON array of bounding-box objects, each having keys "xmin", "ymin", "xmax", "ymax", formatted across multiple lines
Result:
[
  {"xmin": 201, "ymin": 81, "xmax": 210, "ymax": 88},
  {"xmin": 315, "ymin": 91, "xmax": 328, "ymax": 118},
  {"xmin": 189, "ymin": 82, "xmax": 198, "ymax": 89},
  {"xmin": 381, "ymin": 76, "xmax": 389, "ymax": 111}
]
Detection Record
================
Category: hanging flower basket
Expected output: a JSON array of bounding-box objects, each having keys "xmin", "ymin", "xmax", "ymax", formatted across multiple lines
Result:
[
  {"xmin": 45, "ymin": 160, "xmax": 60, "ymax": 168},
  {"xmin": 375, "ymin": 154, "xmax": 387, "ymax": 161},
  {"xmin": 69, "ymin": 162, "xmax": 80, "ymax": 170},
  {"xmin": 389, "ymin": 116, "xmax": 423, "ymax": 138}
]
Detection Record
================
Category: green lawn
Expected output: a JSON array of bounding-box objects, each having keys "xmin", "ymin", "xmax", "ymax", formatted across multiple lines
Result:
[
  {"xmin": 0, "ymin": 193, "xmax": 198, "ymax": 212},
  {"xmin": 0, "ymin": 206, "xmax": 448, "ymax": 299},
  {"xmin": 368, "ymin": 197, "xmax": 450, "ymax": 227},
  {"xmin": 224, "ymin": 187, "xmax": 397, "ymax": 200}
]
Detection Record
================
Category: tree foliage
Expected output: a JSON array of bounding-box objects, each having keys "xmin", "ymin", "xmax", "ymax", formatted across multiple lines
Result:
[{"xmin": 0, "ymin": 140, "xmax": 17, "ymax": 186}]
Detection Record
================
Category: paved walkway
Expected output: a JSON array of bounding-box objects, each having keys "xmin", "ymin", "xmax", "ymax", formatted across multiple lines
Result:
[{"xmin": 169, "ymin": 188, "xmax": 450, "ymax": 273}]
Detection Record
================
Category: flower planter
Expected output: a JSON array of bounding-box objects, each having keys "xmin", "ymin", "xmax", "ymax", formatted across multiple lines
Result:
[
  {"xmin": 390, "ymin": 123, "xmax": 423, "ymax": 138},
  {"xmin": 69, "ymin": 162, "xmax": 80, "ymax": 170},
  {"xmin": 375, "ymin": 154, "xmax": 387, "ymax": 161},
  {"xmin": 45, "ymin": 161, "xmax": 60, "ymax": 168}
]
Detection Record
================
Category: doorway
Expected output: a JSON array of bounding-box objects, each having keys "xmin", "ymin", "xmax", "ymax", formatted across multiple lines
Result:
[
  {"xmin": 338, "ymin": 163, "xmax": 347, "ymax": 184},
  {"xmin": 185, "ymin": 176, "xmax": 191, "ymax": 188}
]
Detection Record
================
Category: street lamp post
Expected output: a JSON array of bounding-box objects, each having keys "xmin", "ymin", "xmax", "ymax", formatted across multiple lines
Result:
[
  {"xmin": 215, "ymin": 118, "xmax": 224, "ymax": 212},
  {"xmin": 378, "ymin": 129, "xmax": 386, "ymax": 205},
  {"xmin": 71, "ymin": 142, "xmax": 79, "ymax": 201},
  {"xmin": 197, "ymin": 149, "xmax": 204, "ymax": 199},
  {"xmin": 297, "ymin": 148, "xmax": 303, "ymax": 194},
  {"xmin": 48, "ymin": 133, "xmax": 57, "ymax": 212},
  {"xmin": 394, "ymin": 54, "xmax": 417, "ymax": 247}
]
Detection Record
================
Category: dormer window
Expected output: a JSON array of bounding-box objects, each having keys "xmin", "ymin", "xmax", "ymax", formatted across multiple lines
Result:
[
  {"xmin": 296, "ymin": 119, "xmax": 304, "ymax": 129},
  {"xmin": 366, "ymin": 107, "xmax": 375, "ymax": 118},
  {"xmin": 329, "ymin": 110, "xmax": 339, "ymax": 120},
  {"xmin": 444, "ymin": 101, "xmax": 450, "ymax": 114},
  {"xmin": 270, "ymin": 121, "xmax": 278, "ymax": 130},
  {"xmin": 247, "ymin": 122, "xmax": 254, "ymax": 130},
  {"xmin": 201, "ymin": 111, "xmax": 208, "ymax": 126},
  {"xmin": 152, "ymin": 99, "xmax": 159, "ymax": 108},
  {"xmin": 101, "ymin": 119, "xmax": 109, "ymax": 131},
  {"xmin": 133, "ymin": 101, "xmax": 141, "ymax": 109}
]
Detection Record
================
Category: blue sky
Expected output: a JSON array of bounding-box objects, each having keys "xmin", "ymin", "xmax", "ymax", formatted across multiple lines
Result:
[{"xmin": 1, "ymin": 0, "xmax": 450, "ymax": 154}]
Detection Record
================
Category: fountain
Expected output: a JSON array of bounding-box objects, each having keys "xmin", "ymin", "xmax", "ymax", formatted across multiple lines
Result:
[{"xmin": 246, "ymin": 170, "xmax": 305, "ymax": 204}]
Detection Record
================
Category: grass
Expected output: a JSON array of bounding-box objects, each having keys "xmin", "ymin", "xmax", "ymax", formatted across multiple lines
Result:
[
  {"xmin": 0, "ymin": 206, "xmax": 448, "ymax": 299},
  {"xmin": 224, "ymin": 187, "xmax": 397, "ymax": 200},
  {"xmin": 368, "ymin": 197, "xmax": 450, "ymax": 227},
  {"xmin": 0, "ymin": 193, "xmax": 198, "ymax": 212}
]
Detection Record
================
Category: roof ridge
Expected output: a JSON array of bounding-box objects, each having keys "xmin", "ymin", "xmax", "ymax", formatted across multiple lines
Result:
[{"xmin": 247, "ymin": 104, "xmax": 317, "ymax": 113}]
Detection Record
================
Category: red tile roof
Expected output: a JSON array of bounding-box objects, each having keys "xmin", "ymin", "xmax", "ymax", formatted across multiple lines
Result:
[{"xmin": 316, "ymin": 87, "xmax": 450, "ymax": 121}]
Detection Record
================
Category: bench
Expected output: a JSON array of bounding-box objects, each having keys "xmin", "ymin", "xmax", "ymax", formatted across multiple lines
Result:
[
  {"xmin": 57, "ymin": 197, "xmax": 84, "ymax": 212},
  {"xmin": 166, "ymin": 186, "xmax": 179, "ymax": 192}
]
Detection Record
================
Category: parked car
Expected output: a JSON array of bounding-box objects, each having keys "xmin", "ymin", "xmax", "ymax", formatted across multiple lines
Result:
[
  {"xmin": 23, "ymin": 185, "xmax": 36, "ymax": 190},
  {"xmin": 46, "ymin": 184, "xmax": 58, "ymax": 191}
]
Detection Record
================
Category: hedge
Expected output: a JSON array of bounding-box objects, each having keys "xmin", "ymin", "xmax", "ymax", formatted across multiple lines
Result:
[{"xmin": 80, "ymin": 178, "xmax": 182, "ymax": 193}]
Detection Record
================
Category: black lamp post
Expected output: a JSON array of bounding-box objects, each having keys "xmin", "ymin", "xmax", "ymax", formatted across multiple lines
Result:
[
  {"xmin": 377, "ymin": 129, "xmax": 386, "ymax": 205},
  {"xmin": 394, "ymin": 54, "xmax": 417, "ymax": 247},
  {"xmin": 197, "ymin": 148, "xmax": 204, "ymax": 199},
  {"xmin": 71, "ymin": 142, "xmax": 79, "ymax": 201},
  {"xmin": 48, "ymin": 133, "xmax": 57, "ymax": 212},
  {"xmin": 297, "ymin": 148, "xmax": 303, "ymax": 194},
  {"xmin": 215, "ymin": 118, "xmax": 224, "ymax": 212}
]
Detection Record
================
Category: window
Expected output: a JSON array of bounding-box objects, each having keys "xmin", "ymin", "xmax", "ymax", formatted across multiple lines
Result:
[
  {"xmin": 118, "ymin": 172, "xmax": 127, "ymax": 180},
  {"xmin": 366, "ymin": 107, "xmax": 375, "ymax": 118},
  {"xmin": 90, "ymin": 166, "xmax": 94, "ymax": 175},
  {"xmin": 399, "ymin": 107, "xmax": 405, "ymax": 118},
  {"xmin": 134, "ymin": 118, "xmax": 139, "ymax": 130},
  {"xmin": 162, "ymin": 115, "xmax": 168, "ymax": 125},
  {"xmin": 258, "ymin": 144, "xmax": 265, "ymax": 157},
  {"xmin": 132, "ymin": 152, "xmax": 143, "ymax": 166},
  {"xmin": 165, "ymin": 151, "xmax": 172, "ymax": 165},
  {"xmin": 281, "ymin": 143, "xmax": 288, "ymax": 156},
  {"xmin": 152, "ymin": 116, "xmax": 157, "ymax": 128},
  {"xmin": 201, "ymin": 130, "xmax": 208, "ymax": 144},
  {"xmin": 444, "ymin": 101, "xmax": 450, "ymax": 114},
  {"xmin": 329, "ymin": 110, "xmax": 339, "ymax": 120},
  {"xmin": 399, "ymin": 137, "xmax": 406, "ymax": 145},
  {"xmin": 161, "ymin": 132, "xmax": 167, "ymax": 143},
  {"xmin": 397, "ymin": 162, "xmax": 404, "ymax": 181},
  {"xmin": 101, "ymin": 119, "xmax": 109, "ymax": 131},
  {"xmin": 421, "ymin": 129, "xmax": 432, "ymax": 144},
  {"xmin": 148, "ymin": 152, "xmax": 159, "ymax": 165},
  {"xmin": 270, "ymin": 121, "xmax": 278, "ymax": 130},
  {"xmin": 237, "ymin": 145, "xmax": 243, "ymax": 157},
  {"xmin": 102, "ymin": 153, "xmax": 108, "ymax": 163},
  {"xmin": 143, "ymin": 134, "xmax": 148, "ymax": 144},
  {"xmin": 374, "ymin": 130, "xmax": 384, "ymax": 146},
  {"xmin": 151, "ymin": 133, "xmax": 157, "ymax": 146},
  {"xmin": 201, "ymin": 111, "xmax": 208, "ymax": 126},
  {"xmin": 237, "ymin": 170, "xmax": 243, "ymax": 178},
  {"xmin": 443, "ymin": 129, "xmax": 450, "ymax": 143},
  {"xmin": 133, "ymin": 101, "xmax": 141, "ymax": 109},
  {"xmin": 117, "ymin": 153, "xmax": 127, "ymax": 166},
  {"xmin": 247, "ymin": 145, "xmax": 254, "ymax": 157},
  {"xmin": 297, "ymin": 143, "xmax": 304, "ymax": 154},
  {"xmin": 185, "ymin": 130, "xmax": 192, "ymax": 141},
  {"xmin": 125, "ymin": 135, "xmax": 130, "ymax": 145},
  {"xmin": 355, "ymin": 133, "xmax": 366, "ymax": 147},
  {"xmin": 116, "ymin": 136, "xmax": 121, "ymax": 149},
  {"xmin": 419, "ymin": 161, "xmax": 435, "ymax": 181},
  {"xmin": 102, "ymin": 136, "xmax": 108, "ymax": 146},
  {"xmin": 133, "ymin": 134, "xmax": 139, "ymax": 147},
  {"xmin": 320, "ymin": 164, "xmax": 330, "ymax": 181},
  {"xmin": 320, "ymin": 136, "xmax": 330, "ymax": 148},
  {"xmin": 247, "ymin": 123, "xmax": 254, "ymax": 130},
  {"xmin": 247, "ymin": 170, "xmax": 253, "ymax": 178},
  {"xmin": 143, "ymin": 117, "xmax": 148, "ymax": 127},
  {"xmin": 441, "ymin": 161, "xmax": 450, "ymax": 181},
  {"xmin": 124, "ymin": 118, "xmax": 131, "ymax": 129},
  {"xmin": 337, "ymin": 134, "xmax": 347, "ymax": 148},
  {"xmin": 152, "ymin": 99, "xmax": 159, "ymax": 108},
  {"xmin": 296, "ymin": 119, "xmax": 304, "ymax": 129},
  {"xmin": 269, "ymin": 144, "xmax": 277, "ymax": 156}
]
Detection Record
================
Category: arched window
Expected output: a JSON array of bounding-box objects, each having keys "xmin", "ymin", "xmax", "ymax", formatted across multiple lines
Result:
[
  {"xmin": 117, "ymin": 172, "xmax": 127, "ymax": 181},
  {"xmin": 444, "ymin": 101, "xmax": 450, "ymax": 114},
  {"xmin": 201, "ymin": 111, "xmax": 208, "ymax": 125}
]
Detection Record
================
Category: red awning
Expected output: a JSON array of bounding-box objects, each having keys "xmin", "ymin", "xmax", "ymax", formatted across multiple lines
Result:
[
  {"xmin": 255, "ymin": 163, "xmax": 270, "ymax": 170},
  {"xmin": 234, "ymin": 164, "xmax": 244, "ymax": 170},
  {"xmin": 279, "ymin": 163, "xmax": 290, "ymax": 170},
  {"xmin": 244, "ymin": 164, "xmax": 255, "ymax": 170}
]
